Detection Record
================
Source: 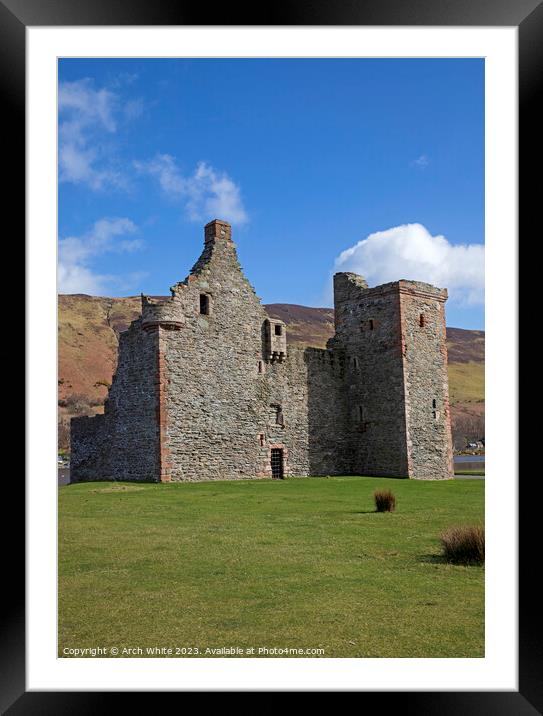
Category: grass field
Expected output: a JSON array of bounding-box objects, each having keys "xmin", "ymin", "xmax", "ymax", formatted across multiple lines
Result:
[{"xmin": 58, "ymin": 476, "xmax": 484, "ymax": 658}]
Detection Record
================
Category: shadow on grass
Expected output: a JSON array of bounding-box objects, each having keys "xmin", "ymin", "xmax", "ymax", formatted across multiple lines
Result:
[
  {"xmin": 419, "ymin": 553, "xmax": 449, "ymax": 565},
  {"xmin": 419, "ymin": 554, "xmax": 484, "ymax": 567},
  {"xmin": 358, "ymin": 474, "xmax": 408, "ymax": 480}
]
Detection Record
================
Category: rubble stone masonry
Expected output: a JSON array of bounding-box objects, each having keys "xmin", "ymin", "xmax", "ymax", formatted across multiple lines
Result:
[{"xmin": 71, "ymin": 219, "xmax": 453, "ymax": 482}]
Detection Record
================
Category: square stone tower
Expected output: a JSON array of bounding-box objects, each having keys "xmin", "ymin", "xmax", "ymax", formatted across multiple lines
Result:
[{"xmin": 332, "ymin": 272, "xmax": 454, "ymax": 479}]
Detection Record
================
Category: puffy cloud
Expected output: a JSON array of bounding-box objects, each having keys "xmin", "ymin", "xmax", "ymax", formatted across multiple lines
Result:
[
  {"xmin": 185, "ymin": 162, "xmax": 248, "ymax": 225},
  {"xmin": 58, "ymin": 78, "xmax": 135, "ymax": 190},
  {"xmin": 134, "ymin": 155, "xmax": 248, "ymax": 225},
  {"xmin": 333, "ymin": 223, "xmax": 484, "ymax": 305},
  {"xmin": 58, "ymin": 218, "xmax": 143, "ymax": 294}
]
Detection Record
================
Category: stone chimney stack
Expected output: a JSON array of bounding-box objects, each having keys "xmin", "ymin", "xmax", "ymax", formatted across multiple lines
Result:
[{"xmin": 204, "ymin": 219, "xmax": 232, "ymax": 244}]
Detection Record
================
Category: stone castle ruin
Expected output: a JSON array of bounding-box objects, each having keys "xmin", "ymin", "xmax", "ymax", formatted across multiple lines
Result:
[{"xmin": 71, "ymin": 219, "xmax": 454, "ymax": 482}]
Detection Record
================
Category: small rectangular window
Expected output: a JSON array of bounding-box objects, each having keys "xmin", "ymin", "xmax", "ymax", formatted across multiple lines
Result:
[
  {"xmin": 274, "ymin": 324, "xmax": 282, "ymax": 336},
  {"xmin": 419, "ymin": 313, "xmax": 425, "ymax": 327},
  {"xmin": 369, "ymin": 319, "xmax": 374, "ymax": 330},
  {"xmin": 199, "ymin": 294, "xmax": 210, "ymax": 315},
  {"xmin": 258, "ymin": 433, "xmax": 265, "ymax": 447},
  {"xmin": 432, "ymin": 398, "xmax": 437, "ymax": 409},
  {"xmin": 258, "ymin": 360, "xmax": 264, "ymax": 374}
]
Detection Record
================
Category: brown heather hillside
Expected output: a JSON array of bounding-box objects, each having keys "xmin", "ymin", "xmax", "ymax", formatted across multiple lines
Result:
[
  {"xmin": 265, "ymin": 304, "xmax": 336, "ymax": 349},
  {"xmin": 58, "ymin": 296, "xmax": 484, "ymax": 450}
]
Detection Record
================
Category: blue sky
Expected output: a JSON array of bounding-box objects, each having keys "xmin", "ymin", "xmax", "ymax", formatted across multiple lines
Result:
[{"xmin": 58, "ymin": 58, "xmax": 484, "ymax": 329}]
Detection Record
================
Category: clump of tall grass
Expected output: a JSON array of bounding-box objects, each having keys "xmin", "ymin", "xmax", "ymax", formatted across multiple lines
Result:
[
  {"xmin": 440, "ymin": 525, "xmax": 485, "ymax": 565},
  {"xmin": 374, "ymin": 489, "xmax": 396, "ymax": 513}
]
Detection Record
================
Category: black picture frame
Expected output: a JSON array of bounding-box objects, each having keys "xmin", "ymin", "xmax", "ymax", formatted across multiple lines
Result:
[{"xmin": 7, "ymin": 0, "xmax": 534, "ymax": 711}]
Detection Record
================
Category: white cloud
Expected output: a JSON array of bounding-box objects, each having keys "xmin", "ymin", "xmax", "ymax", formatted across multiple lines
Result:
[
  {"xmin": 411, "ymin": 154, "xmax": 430, "ymax": 169},
  {"xmin": 59, "ymin": 79, "xmax": 117, "ymax": 131},
  {"xmin": 134, "ymin": 155, "xmax": 248, "ymax": 225},
  {"xmin": 186, "ymin": 162, "xmax": 248, "ymax": 225},
  {"xmin": 333, "ymin": 223, "xmax": 484, "ymax": 305},
  {"xmin": 57, "ymin": 263, "xmax": 114, "ymax": 296},
  {"xmin": 58, "ymin": 218, "xmax": 143, "ymax": 294},
  {"xmin": 134, "ymin": 153, "xmax": 185, "ymax": 196},
  {"xmin": 58, "ymin": 79, "xmax": 134, "ymax": 190}
]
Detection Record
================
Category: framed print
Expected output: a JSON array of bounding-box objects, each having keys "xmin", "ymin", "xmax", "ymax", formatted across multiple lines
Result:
[{"xmin": 6, "ymin": 0, "xmax": 536, "ymax": 710}]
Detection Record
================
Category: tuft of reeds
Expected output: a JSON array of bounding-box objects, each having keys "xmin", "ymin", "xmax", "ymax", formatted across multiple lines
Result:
[
  {"xmin": 374, "ymin": 489, "xmax": 396, "ymax": 513},
  {"xmin": 440, "ymin": 525, "xmax": 485, "ymax": 565}
]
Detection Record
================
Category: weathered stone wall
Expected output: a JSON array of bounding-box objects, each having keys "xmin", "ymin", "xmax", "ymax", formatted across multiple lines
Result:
[
  {"xmin": 70, "ymin": 414, "xmax": 106, "ymax": 481},
  {"xmin": 71, "ymin": 318, "xmax": 161, "ymax": 482},
  {"xmin": 399, "ymin": 282, "xmax": 454, "ymax": 479},
  {"xmin": 304, "ymin": 348, "xmax": 350, "ymax": 475},
  {"xmin": 70, "ymin": 219, "xmax": 453, "ymax": 482},
  {"xmin": 259, "ymin": 347, "xmax": 310, "ymax": 477},
  {"xmin": 160, "ymin": 221, "xmax": 271, "ymax": 481},
  {"xmin": 158, "ymin": 220, "xmax": 344, "ymax": 481},
  {"xmin": 265, "ymin": 346, "xmax": 349, "ymax": 477},
  {"xmin": 332, "ymin": 274, "xmax": 410, "ymax": 477},
  {"xmin": 330, "ymin": 274, "xmax": 453, "ymax": 479}
]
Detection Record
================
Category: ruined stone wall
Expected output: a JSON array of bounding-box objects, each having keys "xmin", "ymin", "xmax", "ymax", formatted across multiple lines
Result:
[
  {"xmin": 399, "ymin": 282, "xmax": 454, "ymax": 479},
  {"xmin": 70, "ymin": 413, "xmax": 106, "ymax": 481},
  {"xmin": 71, "ymin": 220, "xmax": 453, "ymax": 483},
  {"xmin": 162, "ymin": 220, "xmax": 279, "ymax": 481},
  {"xmin": 266, "ymin": 347, "xmax": 349, "ymax": 477},
  {"xmin": 332, "ymin": 274, "xmax": 410, "ymax": 477},
  {"xmin": 104, "ymin": 320, "xmax": 160, "ymax": 481},
  {"xmin": 160, "ymin": 221, "xmax": 345, "ymax": 481},
  {"xmin": 259, "ymin": 347, "xmax": 310, "ymax": 477},
  {"xmin": 70, "ymin": 220, "xmax": 348, "ymax": 483},
  {"xmin": 304, "ymin": 348, "xmax": 351, "ymax": 475},
  {"xmin": 72, "ymin": 318, "xmax": 160, "ymax": 482}
]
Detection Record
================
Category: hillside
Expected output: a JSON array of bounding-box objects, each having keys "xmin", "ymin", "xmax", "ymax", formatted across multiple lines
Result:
[
  {"xmin": 265, "ymin": 303, "xmax": 336, "ymax": 349},
  {"xmin": 58, "ymin": 295, "xmax": 484, "ymax": 450}
]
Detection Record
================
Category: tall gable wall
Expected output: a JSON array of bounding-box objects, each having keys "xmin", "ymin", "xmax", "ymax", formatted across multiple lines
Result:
[{"xmin": 160, "ymin": 221, "xmax": 345, "ymax": 480}]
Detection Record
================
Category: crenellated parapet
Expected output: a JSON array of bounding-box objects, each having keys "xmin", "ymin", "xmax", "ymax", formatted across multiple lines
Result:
[{"xmin": 141, "ymin": 293, "xmax": 185, "ymax": 331}]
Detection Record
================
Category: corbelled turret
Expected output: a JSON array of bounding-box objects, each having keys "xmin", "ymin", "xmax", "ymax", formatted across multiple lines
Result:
[{"xmin": 141, "ymin": 293, "xmax": 185, "ymax": 331}]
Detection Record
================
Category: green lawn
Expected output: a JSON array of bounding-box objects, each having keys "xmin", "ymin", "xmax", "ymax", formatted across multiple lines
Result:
[{"xmin": 58, "ymin": 476, "xmax": 484, "ymax": 658}]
